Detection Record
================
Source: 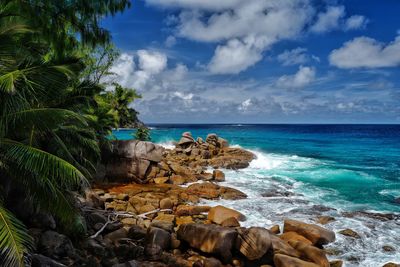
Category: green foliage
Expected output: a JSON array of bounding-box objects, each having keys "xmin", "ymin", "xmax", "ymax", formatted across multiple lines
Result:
[
  {"xmin": 0, "ymin": 0, "xmax": 134, "ymax": 265},
  {"xmin": 134, "ymin": 127, "xmax": 151, "ymax": 141}
]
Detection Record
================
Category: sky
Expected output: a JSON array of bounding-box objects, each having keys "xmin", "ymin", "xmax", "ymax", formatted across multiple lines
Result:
[{"xmin": 102, "ymin": 0, "xmax": 400, "ymax": 124}]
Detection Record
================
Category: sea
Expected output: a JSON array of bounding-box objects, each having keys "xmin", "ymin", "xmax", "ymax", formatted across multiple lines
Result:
[{"xmin": 113, "ymin": 124, "xmax": 400, "ymax": 266}]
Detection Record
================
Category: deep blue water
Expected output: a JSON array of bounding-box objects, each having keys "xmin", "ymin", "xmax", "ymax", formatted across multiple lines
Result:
[{"xmin": 113, "ymin": 124, "xmax": 400, "ymax": 213}]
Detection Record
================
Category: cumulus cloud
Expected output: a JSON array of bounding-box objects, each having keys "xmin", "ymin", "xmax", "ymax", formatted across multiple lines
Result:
[
  {"xmin": 137, "ymin": 50, "xmax": 167, "ymax": 74},
  {"xmin": 145, "ymin": 0, "xmax": 367, "ymax": 74},
  {"xmin": 310, "ymin": 6, "xmax": 367, "ymax": 33},
  {"xmin": 208, "ymin": 39, "xmax": 266, "ymax": 74},
  {"xmin": 277, "ymin": 47, "xmax": 320, "ymax": 66},
  {"xmin": 329, "ymin": 35, "xmax": 400, "ymax": 68},
  {"xmin": 277, "ymin": 66, "xmax": 316, "ymax": 88}
]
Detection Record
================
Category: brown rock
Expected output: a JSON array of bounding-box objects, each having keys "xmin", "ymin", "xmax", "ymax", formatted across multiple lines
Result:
[
  {"xmin": 280, "ymin": 232, "xmax": 312, "ymax": 245},
  {"xmin": 154, "ymin": 177, "xmax": 169, "ymax": 184},
  {"xmin": 221, "ymin": 217, "xmax": 240, "ymax": 227},
  {"xmin": 235, "ymin": 227, "xmax": 271, "ymax": 260},
  {"xmin": 160, "ymin": 198, "xmax": 173, "ymax": 209},
  {"xmin": 269, "ymin": 225, "xmax": 281, "ymax": 234},
  {"xmin": 338, "ymin": 229, "xmax": 360, "ymax": 239},
  {"xmin": 171, "ymin": 175, "xmax": 186, "ymax": 185},
  {"xmin": 383, "ymin": 245, "xmax": 396, "ymax": 252},
  {"xmin": 213, "ymin": 170, "xmax": 225, "ymax": 182},
  {"xmin": 139, "ymin": 204, "xmax": 156, "ymax": 214},
  {"xmin": 316, "ymin": 216, "xmax": 335, "ymax": 225},
  {"xmin": 176, "ymin": 205, "xmax": 211, "ymax": 216},
  {"xmin": 270, "ymin": 234, "xmax": 301, "ymax": 258},
  {"xmin": 176, "ymin": 216, "xmax": 194, "ymax": 226},
  {"xmin": 186, "ymin": 182, "xmax": 220, "ymax": 199},
  {"xmin": 274, "ymin": 254, "xmax": 319, "ymax": 267},
  {"xmin": 382, "ymin": 263, "xmax": 400, "ymax": 267},
  {"xmin": 154, "ymin": 214, "xmax": 175, "ymax": 223},
  {"xmin": 208, "ymin": 205, "xmax": 246, "ymax": 225},
  {"xmin": 283, "ymin": 220, "xmax": 335, "ymax": 246},
  {"xmin": 329, "ymin": 260, "xmax": 343, "ymax": 267},
  {"xmin": 219, "ymin": 187, "xmax": 247, "ymax": 200},
  {"xmin": 289, "ymin": 240, "xmax": 329, "ymax": 267},
  {"xmin": 177, "ymin": 223, "xmax": 238, "ymax": 263}
]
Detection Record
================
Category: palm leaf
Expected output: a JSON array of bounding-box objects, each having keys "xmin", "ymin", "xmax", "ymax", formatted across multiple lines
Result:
[
  {"xmin": 0, "ymin": 139, "xmax": 88, "ymax": 189},
  {"xmin": 0, "ymin": 202, "xmax": 32, "ymax": 267}
]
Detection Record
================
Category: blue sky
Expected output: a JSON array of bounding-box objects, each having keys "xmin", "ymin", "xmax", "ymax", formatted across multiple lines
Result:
[{"xmin": 102, "ymin": 0, "xmax": 400, "ymax": 123}]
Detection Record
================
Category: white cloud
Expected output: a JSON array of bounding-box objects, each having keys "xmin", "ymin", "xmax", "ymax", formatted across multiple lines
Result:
[
  {"xmin": 137, "ymin": 50, "xmax": 167, "ymax": 74},
  {"xmin": 108, "ymin": 53, "xmax": 135, "ymax": 86},
  {"xmin": 277, "ymin": 66, "xmax": 316, "ymax": 88},
  {"xmin": 310, "ymin": 5, "xmax": 367, "ymax": 33},
  {"xmin": 147, "ymin": 0, "xmax": 367, "ymax": 74},
  {"xmin": 165, "ymin": 35, "xmax": 177, "ymax": 47},
  {"xmin": 329, "ymin": 35, "xmax": 400, "ymax": 68},
  {"xmin": 277, "ymin": 47, "xmax": 320, "ymax": 66},
  {"xmin": 310, "ymin": 6, "xmax": 345, "ymax": 33},
  {"xmin": 238, "ymin": 98, "xmax": 252, "ymax": 112},
  {"xmin": 344, "ymin": 15, "xmax": 368, "ymax": 31},
  {"xmin": 208, "ymin": 38, "xmax": 266, "ymax": 74}
]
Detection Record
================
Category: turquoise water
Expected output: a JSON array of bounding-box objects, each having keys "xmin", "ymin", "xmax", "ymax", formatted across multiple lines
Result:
[
  {"xmin": 113, "ymin": 124, "xmax": 400, "ymax": 266},
  {"xmin": 114, "ymin": 124, "xmax": 400, "ymax": 213}
]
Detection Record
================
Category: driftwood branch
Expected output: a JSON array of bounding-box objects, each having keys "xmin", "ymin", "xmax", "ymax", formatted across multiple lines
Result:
[{"xmin": 87, "ymin": 208, "xmax": 173, "ymax": 238}]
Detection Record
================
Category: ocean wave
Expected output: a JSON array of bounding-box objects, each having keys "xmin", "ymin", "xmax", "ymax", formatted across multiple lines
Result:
[{"xmin": 157, "ymin": 140, "xmax": 175, "ymax": 149}]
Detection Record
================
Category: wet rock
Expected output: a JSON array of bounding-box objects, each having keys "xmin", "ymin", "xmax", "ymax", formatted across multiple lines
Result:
[
  {"xmin": 383, "ymin": 245, "xmax": 396, "ymax": 252},
  {"xmin": 31, "ymin": 253, "xmax": 67, "ymax": 267},
  {"xmin": 269, "ymin": 225, "xmax": 281, "ymax": 234},
  {"xmin": 177, "ymin": 223, "xmax": 237, "ymax": 263},
  {"xmin": 280, "ymin": 231, "xmax": 312, "ymax": 245},
  {"xmin": 208, "ymin": 205, "xmax": 246, "ymax": 225},
  {"xmin": 283, "ymin": 220, "xmax": 335, "ymax": 246},
  {"xmin": 212, "ymin": 170, "xmax": 225, "ymax": 182},
  {"xmin": 329, "ymin": 260, "xmax": 344, "ymax": 267},
  {"xmin": 289, "ymin": 240, "xmax": 329, "ymax": 267},
  {"xmin": 38, "ymin": 231, "xmax": 75, "ymax": 258},
  {"xmin": 338, "ymin": 229, "xmax": 360, "ymax": 239},
  {"xmin": 235, "ymin": 227, "xmax": 271, "ymax": 260},
  {"xmin": 274, "ymin": 254, "xmax": 319, "ymax": 267},
  {"xmin": 316, "ymin": 216, "xmax": 335, "ymax": 225},
  {"xmin": 382, "ymin": 263, "xmax": 400, "ymax": 267},
  {"xmin": 261, "ymin": 190, "xmax": 295, "ymax": 198}
]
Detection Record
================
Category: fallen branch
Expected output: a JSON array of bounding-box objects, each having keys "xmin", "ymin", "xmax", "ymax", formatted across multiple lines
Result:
[{"xmin": 88, "ymin": 208, "xmax": 173, "ymax": 238}]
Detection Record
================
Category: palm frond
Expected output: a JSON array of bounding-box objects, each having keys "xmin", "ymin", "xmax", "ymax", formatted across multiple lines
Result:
[
  {"xmin": 0, "ymin": 139, "xmax": 88, "ymax": 189},
  {"xmin": 0, "ymin": 202, "xmax": 32, "ymax": 267}
]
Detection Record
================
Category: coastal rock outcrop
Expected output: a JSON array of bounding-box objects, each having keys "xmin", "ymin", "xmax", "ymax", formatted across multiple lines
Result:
[
  {"xmin": 177, "ymin": 223, "xmax": 237, "ymax": 263},
  {"xmin": 283, "ymin": 219, "xmax": 336, "ymax": 246}
]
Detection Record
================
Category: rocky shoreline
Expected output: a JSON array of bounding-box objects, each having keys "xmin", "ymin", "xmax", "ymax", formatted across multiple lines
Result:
[{"xmin": 29, "ymin": 133, "xmax": 399, "ymax": 267}]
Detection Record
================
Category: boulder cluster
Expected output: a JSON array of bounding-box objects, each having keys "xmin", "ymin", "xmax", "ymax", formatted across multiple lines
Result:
[
  {"xmin": 28, "ymin": 132, "xmax": 399, "ymax": 267},
  {"xmin": 101, "ymin": 132, "xmax": 254, "ymax": 185}
]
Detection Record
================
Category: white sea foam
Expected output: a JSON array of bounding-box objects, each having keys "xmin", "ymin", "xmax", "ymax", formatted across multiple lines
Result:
[
  {"xmin": 204, "ymin": 148, "xmax": 400, "ymax": 267},
  {"xmin": 157, "ymin": 140, "xmax": 175, "ymax": 150}
]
